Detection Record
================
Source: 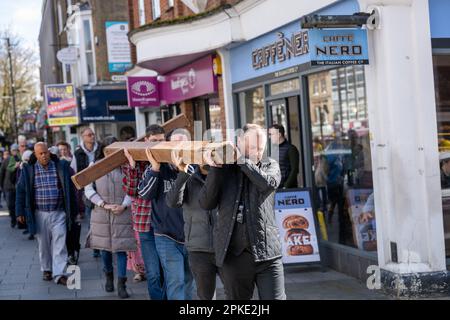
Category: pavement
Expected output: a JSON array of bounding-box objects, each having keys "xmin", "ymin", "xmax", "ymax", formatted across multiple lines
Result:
[{"xmin": 0, "ymin": 200, "xmax": 390, "ymax": 300}]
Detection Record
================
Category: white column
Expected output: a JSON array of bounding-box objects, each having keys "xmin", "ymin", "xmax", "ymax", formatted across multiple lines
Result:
[
  {"xmin": 359, "ymin": 0, "xmax": 446, "ymax": 273},
  {"xmin": 217, "ymin": 49, "xmax": 236, "ymax": 141}
]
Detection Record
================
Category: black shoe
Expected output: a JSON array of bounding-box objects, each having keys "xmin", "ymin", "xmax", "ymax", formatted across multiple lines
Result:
[
  {"xmin": 57, "ymin": 276, "xmax": 68, "ymax": 286},
  {"xmin": 28, "ymin": 235, "xmax": 35, "ymax": 240},
  {"xmin": 67, "ymin": 255, "xmax": 77, "ymax": 265},
  {"xmin": 23, "ymin": 230, "xmax": 29, "ymax": 235},
  {"xmin": 43, "ymin": 271, "xmax": 53, "ymax": 281},
  {"xmin": 17, "ymin": 223, "xmax": 26, "ymax": 230},
  {"xmin": 117, "ymin": 277, "xmax": 129, "ymax": 299},
  {"xmin": 10, "ymin": 222, "xmax": 16, "ymax": 228},
  {"xmin": 105, "ymin": 271, "xmax": 114, "ymax": 292}
]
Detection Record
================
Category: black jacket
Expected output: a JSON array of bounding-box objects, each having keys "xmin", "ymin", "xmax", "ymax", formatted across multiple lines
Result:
[
  {"xmin": 73, "ymin": 144, "xmax": 102, "ymax": 173},
  {"xmin": 166, "ymin": 165, "xmax": 216, "ymax": 253},
  {"xmin": 0, "ymin": 156, "xmax": 19, "ymax": 192},
  {"xmin": 15, "ymin": 154, "xmax": 79, "ymax": 235},
  {"xmin": 199, "ymin": 157, "xmax": 282, "ymax": 267},
  {"xmin": 138, "ymin": 163, "xmax": 185, "ymax": 243}
]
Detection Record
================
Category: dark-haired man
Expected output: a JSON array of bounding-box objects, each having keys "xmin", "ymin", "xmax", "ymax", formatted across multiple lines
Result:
[{"xmin": 268, "ymin": 124, "xmax": 299, "ymax": 189}]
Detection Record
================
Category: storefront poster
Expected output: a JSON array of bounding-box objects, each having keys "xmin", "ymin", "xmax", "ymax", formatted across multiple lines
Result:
[
  {"xmin": 105, "ymin": 21, "xmax": 132, "ymax": 73},
  {"xmin": 274, "ymin": 189, "xmax": 321, "ymax": 264},
  {"xmin": 159, "ymin": 55, "xmax": 217, "ymax": 105},
  {"xmin": 309, "ymin": 29, "xmax": 369, "ymax": 66},
  {"xmin": 44, "ymin": 84, "xmax": 79, "ymax": 126},
  {"xmin": 346, "ymin": 188, "xmax": 377, "ymax": 251},
  {"xmin": 126, "ymin": 76, "xmax": 160, "ymax": 108}
]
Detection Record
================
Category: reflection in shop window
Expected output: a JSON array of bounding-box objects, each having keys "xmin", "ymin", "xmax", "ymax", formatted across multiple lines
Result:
[
  {"xmin": 238, "ymin": 87, "xmax": 265, "ymax": 127},
  {"xmin": 308, "ymin": 66, "xmax": 375, "ymax": 252},
  {"xmin": 208, "ymin": 97, "xmax": 223, "ymax": 142},
  {"xmin": 433, "ymin": 54, "xmax": 450, "ymax": 258}
]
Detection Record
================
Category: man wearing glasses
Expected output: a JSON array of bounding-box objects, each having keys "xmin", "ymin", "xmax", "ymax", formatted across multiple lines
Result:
[{"xmin": 71, "ymin": 127, "xmax": 102, "ymax": 259}]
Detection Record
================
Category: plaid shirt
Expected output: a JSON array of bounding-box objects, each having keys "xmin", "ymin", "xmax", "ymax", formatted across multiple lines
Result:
[
  {"xmin": 34, "ymin": 160, "xmax": 63, "ymax": 212},
  {"xmin": 122, "ymin": 162, "xmax": 152, "ymax": 233}
]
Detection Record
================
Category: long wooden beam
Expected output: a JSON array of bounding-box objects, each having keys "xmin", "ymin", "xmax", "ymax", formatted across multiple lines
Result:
[{"xmin": 71, "ymin": 114, "xmax": 190, "ymax": 190}]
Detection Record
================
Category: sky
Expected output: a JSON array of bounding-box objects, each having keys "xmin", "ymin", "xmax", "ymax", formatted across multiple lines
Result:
[{"xmin": 0, "ymin": 0, "xmax": 43, "ymax": 51}]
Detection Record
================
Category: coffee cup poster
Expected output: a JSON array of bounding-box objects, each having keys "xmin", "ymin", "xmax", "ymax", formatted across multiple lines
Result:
[{"xmin": 274, "ymin": 190, "xmax": 321, "ymax": 264}]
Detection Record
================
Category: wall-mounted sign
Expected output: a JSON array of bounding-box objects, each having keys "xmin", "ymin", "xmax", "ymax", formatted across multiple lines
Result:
[
  {"xmin": 44, "ymin": 84, "xmax": 79, "ymax": 126},
  {"xmin": 309, "ymin": 29, "xmax": 369, "ymax": 66},
  {"xmin": 81, "ymin": 89, "xmax": 135, "ymax": 123},
  {"xmin": 252, "ymin": 31, "xmax": 309, "ymax": 70},
  {"xmin": 126, "ymin": 76, "xmax": 160, "ymax": 108},
  {"xmin": 274, "ymin": 189, "xmax": 321, "ymax": 264},
  {"xmin": 56, "ymin": 47, "xmax": 78, "ymax": 65},
  {"xmin": 105, "ymin": 21, "xmax": 132, "ymax": 73},
  {"xmin": 160, "ymin": 55, "xmax": 217, "ymax": 105}
]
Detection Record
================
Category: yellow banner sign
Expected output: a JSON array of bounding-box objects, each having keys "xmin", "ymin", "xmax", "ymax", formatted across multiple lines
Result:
[{"xmin": 48, "ymin": 117, "xmax": 79, "ymax": 126}]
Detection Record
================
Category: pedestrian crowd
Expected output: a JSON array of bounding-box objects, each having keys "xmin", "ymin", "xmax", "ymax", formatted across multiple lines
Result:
[{"xmin": 4, "ymin": 121, "xmax": 299, "ymax": 300}]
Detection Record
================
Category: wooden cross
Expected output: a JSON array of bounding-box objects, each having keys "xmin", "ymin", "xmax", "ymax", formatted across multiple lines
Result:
[{"xmin": 71, "ymin": 114, "xmax": 236, "ymax": 190}]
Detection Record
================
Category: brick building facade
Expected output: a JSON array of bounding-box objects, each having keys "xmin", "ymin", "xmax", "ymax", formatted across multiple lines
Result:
[{"xmin": 127, "ymin": 0, "xmax": 240, "ymax": 140}]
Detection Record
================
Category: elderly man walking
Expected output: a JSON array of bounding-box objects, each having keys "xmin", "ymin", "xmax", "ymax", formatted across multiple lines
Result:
[{"xmin": 16, "ymin": 142, "xmax": 78, "ymax": 285}]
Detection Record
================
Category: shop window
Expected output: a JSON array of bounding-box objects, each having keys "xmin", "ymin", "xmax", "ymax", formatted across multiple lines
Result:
[
  {"xmin": 433, "ymin": 54, "xmax": 450, "ymax": 258},
  {"xmin": 308, "ymin": 66, "xmax": 375, "ymax": 252},
  {"xmin": 238, "ymin": 87, "xmax": 265, "ymax": 127}
]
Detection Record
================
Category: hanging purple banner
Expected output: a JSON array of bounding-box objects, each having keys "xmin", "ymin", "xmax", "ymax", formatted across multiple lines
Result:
[
  {"xmin": 126, "ymin": 76, "xmax": 160, "ymax": 108},
  {"xmin": 159, "ymin": 55, "xmax": 218, "ymax": 105}
]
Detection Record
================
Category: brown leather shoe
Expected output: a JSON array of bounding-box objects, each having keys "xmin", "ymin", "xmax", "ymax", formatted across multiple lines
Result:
[
  {"xmin": 57, "ymin": 276, "xmax": 68, "ymax": 286},
  {"xmin": 43, "ymin": 271, "xmax": 53, "ymax": 281}
]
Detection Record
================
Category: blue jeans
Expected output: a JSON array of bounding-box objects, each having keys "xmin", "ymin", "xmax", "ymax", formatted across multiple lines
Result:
[
  {"xmin": 155, "ymin": 235, "xmax": 195, "ymax": 300},
  {"xmin": 85, "ymin": 205, "xmax": 92, "ymax": 226},
  {"xmin": 101, "ymin": 251, "xmax": 127, "ymax": 278},
  {"xmin": 139, "ymin": 229, "xmax": 166, "ymax": 300}
]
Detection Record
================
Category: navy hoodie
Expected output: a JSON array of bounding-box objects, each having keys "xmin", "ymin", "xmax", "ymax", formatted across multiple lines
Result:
[{"xmin": 137, "ymin": 163, "xmax": 184, "ymax": 243}]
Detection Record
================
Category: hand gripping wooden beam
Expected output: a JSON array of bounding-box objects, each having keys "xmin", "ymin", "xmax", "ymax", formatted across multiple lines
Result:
[
  {"xmin": 71, "ymin": 113, "xmax": 191, "ymax": 190},
  {"xmin": 71, "ymin": 114, "xmax": 237, "ymax": 190}
]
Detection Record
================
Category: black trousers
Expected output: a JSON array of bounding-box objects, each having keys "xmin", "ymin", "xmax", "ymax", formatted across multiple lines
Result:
[
  {"xmin": 6, "ymin": 190, "xmax": 26, "ymax": 229},
  {"xmin": 221, "ymin": 250, "xmax": 286, "ymax": 300},
  {"xmin": 5, "ymin": 190, "xmax": 16, "ymax": 225},
  {"xmin": 188, "ymin": 251, "xmax": 224, "ymax": 300}
]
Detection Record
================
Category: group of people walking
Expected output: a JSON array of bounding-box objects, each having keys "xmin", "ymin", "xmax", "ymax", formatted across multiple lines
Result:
[{"xmin": 10, "ymin": 121, "xmax": 298, "ymax": 300}]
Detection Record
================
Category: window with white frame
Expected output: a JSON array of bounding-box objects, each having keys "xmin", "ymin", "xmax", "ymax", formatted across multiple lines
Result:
[
  {"xmin": 168, "ymin": 0, "xmax": 174, "ymax": 7},
  {"xmin": 83, "ymin": 19, "xmax": 95, "ymax": 84},
  {"xmin": 152, "ymin": 0, "xmax": 161, "ymax": 20},
  {"xmin": 57, "ymin": 2, "xmax": 64, "ymax": 33},
  {"xmin": 138, "ymin": 0, "xmax": 146, "ymax": 26}
]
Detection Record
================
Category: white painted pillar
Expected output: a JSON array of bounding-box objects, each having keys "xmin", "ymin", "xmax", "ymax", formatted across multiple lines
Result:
[
  {"xmin": 358, "ymin": 0, "xmax": 446, "ymax": 274},
  {"xmin": 217, "ymin": 49, "xmax": 236, "ymax": 141}
]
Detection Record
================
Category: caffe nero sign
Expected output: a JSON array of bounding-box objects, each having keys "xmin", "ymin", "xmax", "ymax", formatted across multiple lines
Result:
[{"xmin": 251, "ymin": 27, "xmax": 368, "ymax": 70}]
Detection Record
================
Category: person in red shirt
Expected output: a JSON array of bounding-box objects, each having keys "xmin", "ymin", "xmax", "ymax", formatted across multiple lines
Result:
[{"xmin": 122, "ymin": 124, "xmax": 166, "ymax": 300}]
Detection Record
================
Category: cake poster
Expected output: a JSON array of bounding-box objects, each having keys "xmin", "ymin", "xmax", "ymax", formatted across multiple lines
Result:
[
  {"xmin": 274, "ymin": 189, "xmax": 321, "ymax": 264},
  {"xmin": 346, "ymin": 189, "xmax": 377, "ymax": 251}
]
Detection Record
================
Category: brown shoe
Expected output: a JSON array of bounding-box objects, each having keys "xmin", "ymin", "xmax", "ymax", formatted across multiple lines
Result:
[
  {"xmin": 43, "ymin": 271, "xmax": 53, "ymax": 281},
  {"xmin": 57, "ymin": 276, "xmax": 68, "ymax": 286}
]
